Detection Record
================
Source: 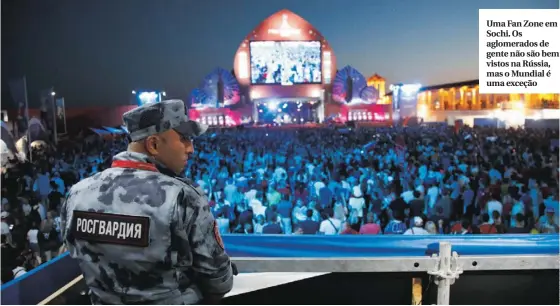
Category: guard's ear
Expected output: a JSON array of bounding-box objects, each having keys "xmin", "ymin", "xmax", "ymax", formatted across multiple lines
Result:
[{"xmin": 144, "ymin": 135, "xmax": 160, "ymax": 156}]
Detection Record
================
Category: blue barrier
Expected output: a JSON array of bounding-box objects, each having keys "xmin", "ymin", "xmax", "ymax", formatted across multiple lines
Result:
[
  {"xmin": 222, "ymin": 234, "xmax": 560, "ymax": 257},
  {"xmin": 1, "ymin": 251, "xmax": 81, "ymax": 305},
  {"xmin": 1, "ymin": 234, "xmax": 558, "ymax": 305}
]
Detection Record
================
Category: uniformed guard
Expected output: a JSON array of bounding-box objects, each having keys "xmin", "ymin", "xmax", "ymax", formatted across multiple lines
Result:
[{"xmin": 61, "ymin": 99, "xmax": 234, "ymax": 304}]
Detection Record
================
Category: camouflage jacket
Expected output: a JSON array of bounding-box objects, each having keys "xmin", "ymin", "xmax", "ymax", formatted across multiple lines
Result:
[{"xmin": 61, "ymin": 151, "xmax": 233, "ymax": 304}]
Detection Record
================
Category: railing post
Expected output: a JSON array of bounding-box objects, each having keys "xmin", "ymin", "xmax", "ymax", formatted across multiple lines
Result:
[{"xmin": 437, "ymin": 242, "xmax": 452, "ymax": 305}]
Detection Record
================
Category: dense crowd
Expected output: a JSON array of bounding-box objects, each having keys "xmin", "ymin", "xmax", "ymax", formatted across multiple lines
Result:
[
  {"xmin": 1, "ymin": 137, "xmax": 127, "ymax": 283},
  {"xmin": 1, "ymin": 124, "xmax": 559, "ymax": 284}
]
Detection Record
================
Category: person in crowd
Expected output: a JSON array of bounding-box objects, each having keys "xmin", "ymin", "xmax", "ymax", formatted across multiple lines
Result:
[
  {"xmin": 507, "ymin": 213, "xmax": 530, "ymax": 234},
  {"xmin": 1, "ymin": 211, "xmax": 12, "ymax": 244},
  {"xmin": 384, "ymin": 210, "xmax": 407, "ymax": 235},
  {"xmin": 424, "ymin": 221, "xmax": 438, "ymax": 234},
  {"xmin": 408, "ymin": 191, "xmax": 424, "ymax": 219},
  {"xmin": 341, "ymin": 221, "xmax": 359, "ymax": 235},
  {"xmin": 349, "ymin": 186, "xmax": 366, "ymax": 223},
  {"xmin": 538, "ymin": 207, "xmax": 559, "ymax": 234},
  {"xmin": 47, "ymin": 182, "xmax": 63, "ymax": 212},
  {"xmin": 11, "ymin": 256, "xmax": 27, "ymax": 279},
  {"xmin": 277, "ymin": 193, "xmax": 293, "ymax": 234},
  {"xmin": 492, "ymin": 210, "xmax": 506, "ymax": 234},
  {"xmin": 478, "ymin": 213, "xmax": 498, "ymax": 234},
  {"xmin": 487, "ymin": 194, "xmax": 503, "ymax": 224},
  {"xmin": 297, "ymin": 209, "xmax": 320, "ymax": 234},
  {"xmin": 27, "ymin": 222, "xmax": 41, "ymax": 265},
  {"xmin": 319, "ymin": 208, "xmax": 342, "ymax": 235},
  {"xmin": 359, "ymin": 212, "xmax": 381, "ymax": 235},
  {"xmin": 403, "ymin": 217, "xmax": 431, "ymax": 235},
  {"xmin": 263, "ymin": 213, "xmax": 283, "ymax": 234},
  {"xmin": 1, "ymin": 235, "xmax": 17, "ymax": 271}
]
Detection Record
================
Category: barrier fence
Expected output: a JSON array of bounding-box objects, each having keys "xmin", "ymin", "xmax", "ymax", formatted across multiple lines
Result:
[{"xmin": 1, "ymin": 234, "xmax": 558, "ymax": 305}]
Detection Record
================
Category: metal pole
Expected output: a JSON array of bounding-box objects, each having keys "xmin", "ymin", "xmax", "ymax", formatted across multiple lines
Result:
[
  {"xmin": 61, "ymin": 98, "xmax": 67, "ymax": 135},
  {"xmin": 253, "ymin": 98, "xmax": 258, "ymax": 123},
  {"xmin": 437, "ymin": 241, "xmax": 452, "ymax": 305},
  {"xmin": 22, "ymin": 76, "xmax": 32, "ymax": 163},
  {"xmin": 51, "ymin": 90, "xmax": 58, "ymax": 145}
]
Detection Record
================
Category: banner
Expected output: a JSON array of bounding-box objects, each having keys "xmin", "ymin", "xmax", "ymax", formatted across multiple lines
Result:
[
  {"xmin": 39, "ymin": 88, "xmax": 55, "ymax": 141},
  {"xmin": 55, "ymin": 98, "xmax": 67, "ymax": 134},
  {"xmin": 8, "ymin": 77, "xmax": 28, "ymax": 138},
  {"xmin": 1, "ymin": 121, "xmax": 19, "ymax": 168},
  {"xmin": 390, "ymin": 84, "xmax": 421, "ymax": 121},
  {"xmin": 27, "ymin": 118, "xmax": 48, "ymax": 143}
]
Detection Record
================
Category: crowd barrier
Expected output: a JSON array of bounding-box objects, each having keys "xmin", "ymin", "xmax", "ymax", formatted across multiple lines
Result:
[{"xmin": 1, "ymin": 234, "xmax": 558, "ymax": 305}]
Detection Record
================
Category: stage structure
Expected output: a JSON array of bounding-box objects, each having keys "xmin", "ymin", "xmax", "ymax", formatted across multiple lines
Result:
[
  {"xmin": 188, "ymin": 68, "xmax": 245, "ymax": 126},
  {"xmin": 330, "ymin": 66, "xmax": 390, "ymax": 124},
  {"xmin": 233, "ymin": 9, "xmax": 337, "ymax": 125}
]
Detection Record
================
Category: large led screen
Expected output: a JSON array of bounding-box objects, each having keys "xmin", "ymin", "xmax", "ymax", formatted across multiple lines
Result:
[
  {"xmin": 136, "ymin": 91, "xmax": 161, "ymax": 106},
  {"xmin": 250, "ymin": 41, "xmax": 322, "ymax": 85}
]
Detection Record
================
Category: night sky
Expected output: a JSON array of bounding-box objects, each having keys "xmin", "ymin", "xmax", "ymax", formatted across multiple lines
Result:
[{"xmin": 2, "ymin": 0, "xmax": 558, "ymax": 108}]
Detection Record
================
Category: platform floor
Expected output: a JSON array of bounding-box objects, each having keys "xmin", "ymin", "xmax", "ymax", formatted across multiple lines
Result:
[
  {"xmin": 45, "ymin": 270, "xmax": 560, "ymax": 305},
  {"xmin": 46, "ymin": 273, "xmax": 328, "ymax": 305}
]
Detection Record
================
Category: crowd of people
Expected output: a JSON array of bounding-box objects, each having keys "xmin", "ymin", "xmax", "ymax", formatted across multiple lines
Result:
[
  {"xmin": 1, "ymin": 137, "xmax": 127, "ymax": 283},
  {"xmin": 188, "ymin": 126, "xmax": 559, "ymax": 236},
  {"xmin": 1, "ymin": 124, "xmax": 559, "ymax": 284}
]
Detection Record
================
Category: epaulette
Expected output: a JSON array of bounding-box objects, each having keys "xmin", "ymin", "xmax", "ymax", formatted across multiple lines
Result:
[{"xmin": 172, "ymin": 176, "xmax": 202, "ymax": 196}]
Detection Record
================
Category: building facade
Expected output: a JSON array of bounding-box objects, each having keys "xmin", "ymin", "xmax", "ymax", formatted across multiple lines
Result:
[
  {"xmin": 415, "ymin": 80, "xmax": 559, "ymax": 111},
  {"xmin": 383, "ymin": 79, "xmax": 560, "ymax": 126}
]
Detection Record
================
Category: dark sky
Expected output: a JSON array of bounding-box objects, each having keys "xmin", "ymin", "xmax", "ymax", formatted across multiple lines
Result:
[{"xmin": 2, "ymin": 0, "xmax": 558, "ymax": 108}]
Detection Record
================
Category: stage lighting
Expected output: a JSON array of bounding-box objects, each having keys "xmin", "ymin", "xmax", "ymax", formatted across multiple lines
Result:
[{"xmin": 268, "ymin": 101, "xmax": 278, "ymax": 111}]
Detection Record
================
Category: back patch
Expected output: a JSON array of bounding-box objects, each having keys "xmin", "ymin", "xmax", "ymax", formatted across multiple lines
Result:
[{"xmin": 71, "ymin": 211, "xmax": 150, "ymax": 247}]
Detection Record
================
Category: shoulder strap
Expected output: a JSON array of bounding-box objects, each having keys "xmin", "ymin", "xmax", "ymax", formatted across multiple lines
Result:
[
  {"xmin": 327, "ymin": 219, "xmax": 339, "ymax": 232},
  {"xmin": 13, "ymin": 268, "xmax": 25, "ymax": 277}
]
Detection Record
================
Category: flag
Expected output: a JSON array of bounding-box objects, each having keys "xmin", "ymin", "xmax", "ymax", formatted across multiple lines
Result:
[
  {"xmin": 27, "ymin": 118, "xmax": 48, "ymax": 143},
  {"xmin": 40, "ymin": 88, "xmax": 55, "ymax": 137},
  {"xmin": 55, "ymin": 97, "xmax": 67, "ymax": 134},
  {"xmin": 8, "ymin": 77, "xmax": 29, "ymax": 138},
  {"xmin": 1, "ymin": 121, "xmax": 18, "ymax": 155},
  {"xmin": 0, "ymin": 121, "xmax": 22, "ymax": 168}
]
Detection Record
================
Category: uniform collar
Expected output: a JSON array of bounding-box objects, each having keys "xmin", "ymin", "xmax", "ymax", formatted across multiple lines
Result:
[{"xmin": 112, "ymin": 151, "xmax": 179, "ymax": 178}]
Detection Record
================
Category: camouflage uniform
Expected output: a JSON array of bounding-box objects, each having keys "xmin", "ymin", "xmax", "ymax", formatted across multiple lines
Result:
[{"xmin": 61, "ymin": 100, "xmax": 233, "ymax": 304}]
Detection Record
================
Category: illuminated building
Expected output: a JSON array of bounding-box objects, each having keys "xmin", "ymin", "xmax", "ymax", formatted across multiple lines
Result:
[
  {"xmin": 366, "ymin": 74, "xmax": 387, "ymax": 103},
  {"xmin": 385, "ymin": 79, "xmax": 560, "ymax": 127},
  {"xmin": 188, "ymin": 68, "xmax": 244, "ymax": 127},
  {"xmin": 233, "ymin": 9, "xmax": 337, "ymax": 124},
  {"xmin": 325, "ymin": 67, "xmax": 390, "ymax": 125},
  {"xmin": 189, "ymin": 9, "xmax": 391, "ymax": 126},
  {"xmin": 415, "ymin": 79, "xmax": 559, "ymax": 111}
]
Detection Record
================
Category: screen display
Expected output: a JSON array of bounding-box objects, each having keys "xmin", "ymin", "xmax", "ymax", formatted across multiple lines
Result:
[
  {"xmin": 250, "ymin": 41, "xmax": 322, "ymax": 85},
  {"xmin": 137, "ymin": 91, "xmax": 161, "ymax": 106}
]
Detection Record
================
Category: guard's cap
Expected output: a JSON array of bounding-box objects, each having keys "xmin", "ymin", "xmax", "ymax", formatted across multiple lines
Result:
[{"xmin": 123, "ymin": 99, "xmax": 208, "ymax": 142}]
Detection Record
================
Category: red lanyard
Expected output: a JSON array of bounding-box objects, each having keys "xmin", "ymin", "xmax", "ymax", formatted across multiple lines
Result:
[{"xmin": 111, "ymin": 160, "xmax": 159, "ymax": 172}]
